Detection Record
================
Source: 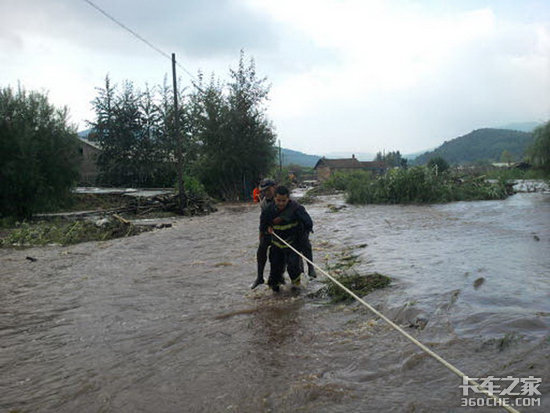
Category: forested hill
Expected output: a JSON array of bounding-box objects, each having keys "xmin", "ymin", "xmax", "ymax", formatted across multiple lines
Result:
[
  {"xmin": 281, "ymin": 148, "xmax": 321, "ymax": 167},
  {"xmin": 413, "ymin": 128, "xmax": 534, "ymax": 165}
]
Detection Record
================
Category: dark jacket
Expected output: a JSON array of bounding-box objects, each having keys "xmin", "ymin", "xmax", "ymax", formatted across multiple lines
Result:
[{"xmin": 259, "ymin": 200, "xmax": 313, "ymax": 248}]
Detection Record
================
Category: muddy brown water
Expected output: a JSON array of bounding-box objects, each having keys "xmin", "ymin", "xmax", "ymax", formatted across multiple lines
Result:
[{"xmin": 1, "ymin": 193, "xmax": 549, "ymax": 412}]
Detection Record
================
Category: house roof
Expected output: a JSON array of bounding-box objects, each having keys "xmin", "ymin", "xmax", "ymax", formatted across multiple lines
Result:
[
  {"xmin": 78, "ymin": 136, "xmax": 101, "ymax": 151},
  {"xmin": 314, "ymin": 157, "xmax": 362, "ymax": 169},
  {"xmin": 314, "ymin": 157, "xmax": 387, "ymax": 170},
  {"xmin": 360, "ymin": 161, "xmax": 386, "ymax": 169}
]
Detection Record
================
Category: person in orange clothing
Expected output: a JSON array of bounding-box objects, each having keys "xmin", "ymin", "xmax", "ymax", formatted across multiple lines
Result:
[{"xmin": 252, "ymin": 183, "xmax": 261, "ymax": 203}]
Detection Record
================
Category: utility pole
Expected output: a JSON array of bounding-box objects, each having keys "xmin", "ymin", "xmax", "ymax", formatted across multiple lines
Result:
[
  {"xmin": 172, "ymin": 53, "xmax": 186, "ymax": 214},
  {"xmin": 278, "ymin": 139, "xmax": 282, "ymax": 175}
]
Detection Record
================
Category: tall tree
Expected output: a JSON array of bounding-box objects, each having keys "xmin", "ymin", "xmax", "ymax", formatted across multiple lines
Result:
[
  {"xmin": 225, "ymin": 51, "xmax": 276, "ymax": 199},
  {"xmin": 375, "ymin": 150, "xmax": 406, "ymax": 167},
  {"xmin": 528, "ymin": 120, "xmax": 550, "ymax": 173},
  {"xmin": 194, "ymin": 52, "xmax": 276, "ymax": 200},
  {"xmin": 89, "ymin": 77, "xmax": 176, "ymax": 187},
  {"xmin": 87, "ymin": 51, "xmax": 276, "ymax": 198},
  {"xmin": 0, "ymin": 86, "xmax": 80, "ymax": 218}
]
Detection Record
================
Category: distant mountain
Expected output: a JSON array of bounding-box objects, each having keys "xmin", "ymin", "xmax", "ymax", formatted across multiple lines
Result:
[
  {"xmin": 403, "ymin": 149, "xmax": 435, "ymax": 160},
  {"xmin": 413, "ymin": 128, "xmax": 534, "ymax": 165},
  {"xmin": 78, "ymin": 128, "xmax": 92, "ymax": 138},
  {"xmin": 498, "ymin": 121, "xmax": 542, "ymax": 133},
  {"xmin": 281, "ymin": 148, "xmax": 321, "ymax": 167}
]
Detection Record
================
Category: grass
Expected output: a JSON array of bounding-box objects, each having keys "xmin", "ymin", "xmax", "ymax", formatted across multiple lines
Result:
[
  {"xmin": 0, "ymin": 192, "xmax": 183, "ymax": 248},
  {"xmin": 313, "ymin": 245, "xmax": 391, "ymax": 303},
  {"xmin": 323, "ymin": 271, "xmax": 391, "ymax": 303},
  {"xmin": 0, "ymin": 218, "xmax": 150, "ymax": 247},
  {"xmin": 320, "ymin": 167, "xmax": 513, "ymax": 205},
  {"xmin": 485, "ymin": 169, "xmax": 550, "ymax": 182}
]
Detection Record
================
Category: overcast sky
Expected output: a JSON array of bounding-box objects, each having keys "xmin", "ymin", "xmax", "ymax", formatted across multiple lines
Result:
[{"xmin": 2, "ymin": 0, "xmax": 549, "ymax": 156}]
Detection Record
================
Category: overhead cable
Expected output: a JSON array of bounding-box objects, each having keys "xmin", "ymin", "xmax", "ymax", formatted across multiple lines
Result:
[{"xmin": 82, "ymin": 0, "xmax": 201, "ymax": 87}]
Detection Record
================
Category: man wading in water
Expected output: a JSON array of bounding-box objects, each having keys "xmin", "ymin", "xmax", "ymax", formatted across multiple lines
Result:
[{"xmin": 259, "ymin": 185, "xmax": 314, "ymax": 292}]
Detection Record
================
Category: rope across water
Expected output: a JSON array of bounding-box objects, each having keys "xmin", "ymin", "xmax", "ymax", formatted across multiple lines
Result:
[{"xmin": 271, "ymin": 231, "xmax": 520, "ymax": 413}]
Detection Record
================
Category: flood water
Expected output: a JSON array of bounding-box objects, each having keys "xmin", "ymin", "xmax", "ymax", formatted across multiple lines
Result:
[{"xmin": 1, "ymin": 192, "xmax": 549, "ymax": 412}]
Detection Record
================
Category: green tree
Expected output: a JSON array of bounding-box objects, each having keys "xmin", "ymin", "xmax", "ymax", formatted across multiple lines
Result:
[
  {"xmin": 0, "ymin": 86, "xmax": 80, "ymax": 219},
  {"xmin": 427, "ymin": 156, "xmax": 450, "ymax": 174},
  {"xmin": 527, "ymin": 120, "xmax": 550, "ymax": 173},
  {"xmin": 194, "ymin": 51, "xmax": 276, "ymax": 199},
  {"xmin": 375, "ymin": 150, "xmax": 406, "ymax": 167},
  {"xmin": 87, "ymin": 51, "xmax": 276, "ymax": 198},
  {"xmin": 89, "ymin": 77, "xmax": 177, "ymax": 187},
  {"xmin": 500, "ymin": 150, "xmax": 514, "ymax": 164}
]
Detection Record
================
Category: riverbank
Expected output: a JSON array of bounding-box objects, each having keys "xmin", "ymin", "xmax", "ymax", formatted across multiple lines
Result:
[{"xmin": 0, "ymin": 189, "xmax": 216, "ymax": 247}]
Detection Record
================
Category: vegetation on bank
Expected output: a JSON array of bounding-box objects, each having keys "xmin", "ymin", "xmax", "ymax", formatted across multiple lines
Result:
[
  {"xmin": 0, "ymin": 86, "xmax": 80, "ymax": 219},
  {"xmin": 0, "ymin": 218, "xmax": 150, "ymax": 248},
  {"xmin": 528, "ymin": 121, "xmax": 550, "ymax": 174},
  {"xmin": 316, "ymin": 167, "xmax": 512, "ymax": 205},
  {"xmin": 0, "ymin": 190, "xmax": 216, "ymax": 248}
]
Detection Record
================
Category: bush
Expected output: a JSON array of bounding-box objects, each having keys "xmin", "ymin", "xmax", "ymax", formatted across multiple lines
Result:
[
  {"xmin": 0, "ymin": 86, "xmax": 80, "ymax": 219},
  {"xmin": 182, "ymin": 175, "xmax": 208, "ymax": 199},
  {"xmin": 527, "ymin": 120, "xmax": 550, "ymax": 174},
  {"xmin": 323, "ymin": 170, "xmax": 372, "ymax": 192},
  {"xmin": 427, "ymin": 156, "xmax": 450, "ymax": 174},
  {"xmin": 345, "ymin": 166, "xmax": 509, "ymax": 204}
]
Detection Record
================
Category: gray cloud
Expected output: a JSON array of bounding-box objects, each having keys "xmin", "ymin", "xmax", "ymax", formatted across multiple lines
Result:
[
  {"xmin": 2, "ymin": 0, "xmax": 547, "ymax": 153},
  {"xmin": 1, "ymin": 0, "xmax": 337, "ymax": 77},
  {"xmin": 2, "ymin": 1, "xmax": 278, "ymax": 56}
]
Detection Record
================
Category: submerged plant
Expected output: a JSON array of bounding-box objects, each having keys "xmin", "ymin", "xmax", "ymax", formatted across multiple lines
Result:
[{"xmin": 323, "ymin": 271, "xmax": 391, "ymax": 303}]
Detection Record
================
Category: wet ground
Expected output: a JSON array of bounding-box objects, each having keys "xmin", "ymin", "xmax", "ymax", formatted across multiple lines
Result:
[{"xmin": 1, "ymin": 193, "xmax": 549, "ymax": 412}]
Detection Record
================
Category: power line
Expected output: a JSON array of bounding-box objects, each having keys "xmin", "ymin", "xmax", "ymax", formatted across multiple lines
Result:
[{"xmin": 82, "ymin": 0, "xmax": 201, "ymax": 87}]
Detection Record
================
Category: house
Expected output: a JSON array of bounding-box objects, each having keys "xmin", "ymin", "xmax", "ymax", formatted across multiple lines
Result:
[
  {"xmin": 314, "ymin": 155, "xmax": 387, "ymax": 181},
  {"xmin": 77, "ymin": 137, "xmax": 101, "ymax": 185}
]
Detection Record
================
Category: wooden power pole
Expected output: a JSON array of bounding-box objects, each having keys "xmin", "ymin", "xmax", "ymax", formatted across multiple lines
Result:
[
  {"xmin": 278, "ymin": 139, "xmax": 282, "ymax": 175},
  {"xmin": 172, "ymin": 53, "xmax": 186, "ymax": 214}
]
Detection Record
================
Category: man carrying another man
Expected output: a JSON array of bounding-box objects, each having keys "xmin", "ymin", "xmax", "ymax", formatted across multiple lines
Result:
[{"xmin": 256, "ymin": 185, "xmax": 315, "ymax": 292}]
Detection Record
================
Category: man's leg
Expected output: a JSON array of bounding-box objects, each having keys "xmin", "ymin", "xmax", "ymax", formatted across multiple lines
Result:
[
  {"xmin": 286, "ymin": 249, "xmax": 302, "ymax": 287},
  {"xmin": 251, "ymin": 234, "xmax": 270, "ymax": 289},
  {"xmin": 299, "ymin": 232, "xmax": 316, "ymax": 278},
  {"xmin": 268, "ymin": 246, "xmax": 285, "ymax": 292}
]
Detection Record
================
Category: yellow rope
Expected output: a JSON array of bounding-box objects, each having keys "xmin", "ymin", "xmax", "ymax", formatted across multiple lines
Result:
[{"xmin": 271, "ymin": 231, "xmax": 520, "ymax": 413}]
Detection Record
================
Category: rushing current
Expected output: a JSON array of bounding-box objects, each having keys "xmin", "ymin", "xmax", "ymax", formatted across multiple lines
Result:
[{"xmin": 1, "ymin": 191, "xmax": 549, "ymax": 412}]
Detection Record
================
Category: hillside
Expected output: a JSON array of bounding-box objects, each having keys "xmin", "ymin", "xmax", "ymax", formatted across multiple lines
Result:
[
  {"xmin": 413, "ymin": 128, "xmax": 534, "ymax": 165},
  {"xmin": 281, "ymin": 148, "xmax": 321, "ymax": 167}
]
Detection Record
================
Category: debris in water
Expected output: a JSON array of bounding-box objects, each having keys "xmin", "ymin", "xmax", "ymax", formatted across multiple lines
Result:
[
  {"xmin": 214, "ymin": 262, "xmax": 233, "ymax": 267},
  {"xmin": 25, "ymin": 256, "xmax": 37, "ymax": 262},
  {"xmin": 473, "ymin": 277, "xmax": 485, "ymax": 289},
  {"xmin": 408, "ymin": 317, "xmax": 428, "ymax": 330},
  {"xmin": 327, "ymin": 204, "xmax": 347, "ymax": 213}
]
